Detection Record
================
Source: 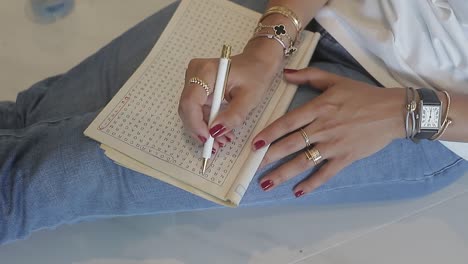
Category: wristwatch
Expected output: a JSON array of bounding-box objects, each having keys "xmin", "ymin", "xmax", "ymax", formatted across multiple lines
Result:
[{"xmin": 414, "ymin": 88, "xmax": 442, "ymax": 140}]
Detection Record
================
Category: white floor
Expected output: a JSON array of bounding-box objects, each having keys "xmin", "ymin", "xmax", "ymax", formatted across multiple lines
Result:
[
  {"xmin": 0, "ymin": 0, "xmax": 175, "ymax": 101},
  {"xmin": 1, "ymin": 1, "xmax": 468, "ymax": 264}
]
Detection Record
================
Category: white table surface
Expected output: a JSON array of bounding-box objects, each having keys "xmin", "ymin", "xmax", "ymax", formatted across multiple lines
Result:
[{"xmin": 1, "ymin": 173, "xmax": 467, "ymax": 264}]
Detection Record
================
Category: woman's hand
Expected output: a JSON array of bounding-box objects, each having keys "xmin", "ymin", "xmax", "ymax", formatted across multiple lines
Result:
[
  {"xmin": 178, "ymin": 40, "xmax": 284, "ymax": 152},
  {"xmin": 252, "ymin": 67, "xmax": 407, "ymax": 197}
]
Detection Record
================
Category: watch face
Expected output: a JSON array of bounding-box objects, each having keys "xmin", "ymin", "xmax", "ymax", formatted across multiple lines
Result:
[{"xmin": 421, "ymin": 105, "xmax": 441, "ymax": 129}]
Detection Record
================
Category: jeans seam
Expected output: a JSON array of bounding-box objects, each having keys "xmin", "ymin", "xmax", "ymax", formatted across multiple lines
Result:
[{"xmin": 421, "ymin": 157, "xmax": 464, "ymax": 179}]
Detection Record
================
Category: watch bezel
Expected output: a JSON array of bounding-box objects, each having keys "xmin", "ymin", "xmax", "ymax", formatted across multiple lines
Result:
[{"xmin": 418, "ymin": 101, "xmax": 442, "ymax": 131}]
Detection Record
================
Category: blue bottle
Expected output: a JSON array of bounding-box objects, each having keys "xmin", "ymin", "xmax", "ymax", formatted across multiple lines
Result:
[{"xmin": 30, "ymin": 0, "xmax": 75, "ymax": 23}]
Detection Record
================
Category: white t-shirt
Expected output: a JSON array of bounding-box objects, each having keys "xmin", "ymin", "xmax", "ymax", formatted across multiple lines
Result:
[{"xmin": 316, "ymin": 0, "xmax": 468, "ymax": 160}]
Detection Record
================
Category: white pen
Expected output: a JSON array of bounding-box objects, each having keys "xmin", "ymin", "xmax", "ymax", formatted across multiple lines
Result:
[{"xmin": 202, "ymin": 44, "xmax": 232, "ymax": 174}]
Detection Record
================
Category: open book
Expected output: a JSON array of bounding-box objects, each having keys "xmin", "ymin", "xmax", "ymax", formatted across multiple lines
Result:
[{"xmin": 84, "ymin": 0, "xmax": 320, "ymax": 207}]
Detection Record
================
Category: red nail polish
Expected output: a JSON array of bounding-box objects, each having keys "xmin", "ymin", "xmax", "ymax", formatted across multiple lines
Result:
[
  {"xmin": 209, "ymin": 124, "xmax": 226, "ymax": 138},
  {"xmin": 198, "ymin": 136, "xmax": 207, "ymax": 143},
  {"xmin": 295, "ymin": 190, "xmax": 305, "ymax": 198},
  {"xmin": 212, "ymin": 148, "xmax": 216, "ymax": 154},
  {"xmin": 284, "ymin": 68, "xmax": 298, "ymax": 74},
  {"xmin": 254, "ymin": 140, "xmax": 266, "ymax": 150},
  {"xmin": 226, "ymin": 136, "xmax": 232, "ymax": 143},
  {"xmin": 261, "ymin": 180, "xmax": 274, "ymax": 191},
  {"xmin": 219, "ymin": 142, "xmax": 225, "ymax": 147}
]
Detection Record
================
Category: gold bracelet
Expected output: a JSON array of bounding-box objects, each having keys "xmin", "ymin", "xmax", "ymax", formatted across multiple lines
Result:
[
  {"xmin": 260, "ymin": 6, "xmax": 302, "ymax": 35},
  {"xmin": 405, "ymin": 87, "xmax": 417, "ymax": 139},
  {"xmin": 254, "ymin": 23, "xmax": 297, "ymax": 56},
  {"xmin": 431, "ymin": 90, "xmax": 452, "ymax": 140},
  {"xmin": 249, "ymin": 33, "xmax": 293, "ymax": 56},
  {"xmin": 255, "ymin": 23, "xmax": 294, "ymax": 46},
  {"xmin": 432, "ymin": 119, "xmax": 452, "ymax": 141}
]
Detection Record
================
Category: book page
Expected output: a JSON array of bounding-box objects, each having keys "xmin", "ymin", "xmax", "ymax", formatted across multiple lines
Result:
[{"xmin": 84, "ymin": 0, "xmax": 319, "ymax": 203}]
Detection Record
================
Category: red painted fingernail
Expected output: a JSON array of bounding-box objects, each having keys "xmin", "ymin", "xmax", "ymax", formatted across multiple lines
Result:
[
  {"xmin": 254, "ymin": 140, "xmax": 266, "ymax": 150},
  {"xmin": 283, "ymin": 68, "xmax": 298, "ymax": 74},
  {"xmin": 261, "ymin": 180, "xmax": 274, "ymax": 191},
  {"xmin": 226, "ymin": 136, "xmax": 232, "ymax": 142},
  {"xmin": 219, "ymin": 142, "xmax": 225, "ymax": 147},
  {"xmin": 198, "ymin": 136, "xmax": 207, "ymax": 143},
  {"xmin": 212, "ymin": 148, "xmax": 216, "ymax": 154},
  {"xmin": 209, "ymin": 124, "xmax": 226, "ymax": 138},
  {"xmin": 295, "ymin": 190, "xmax": 305, "ymax": 198}
]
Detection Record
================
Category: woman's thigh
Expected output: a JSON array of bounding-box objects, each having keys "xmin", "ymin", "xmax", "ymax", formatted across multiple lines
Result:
[{"xmin": 0, "ymin": 110, "xmax": 220, "ymax": 244}]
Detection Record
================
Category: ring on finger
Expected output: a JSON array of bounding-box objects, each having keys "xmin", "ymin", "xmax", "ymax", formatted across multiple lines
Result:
[
  {"xmin": 189, "ymin": 77, "xmax": 211, "ymax": 97},
  {"xmin": 299, "ymin": 128, "xmax": 311, "ymax": 147},
  {"xmin": 304, "ymin": 147, "xmax": 323, "ymax": 165}
]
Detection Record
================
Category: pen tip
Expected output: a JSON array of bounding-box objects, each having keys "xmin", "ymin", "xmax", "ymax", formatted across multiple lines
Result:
[{"xmin": 202, "ymin": 158, "xmax": 208, "ymax": 174}]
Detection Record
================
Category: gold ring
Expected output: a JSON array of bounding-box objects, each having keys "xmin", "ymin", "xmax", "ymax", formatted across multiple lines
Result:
[
  {"xmin": 304, "ymin": 148, "xmax": 323, "ymax": 165},
  {"xmin": 299, "ymin": 128, "xmax": 311, "ymax": 147},
  {"xmin": 189, "ymin": 77, "xmax": 211, "ymax": 97}
]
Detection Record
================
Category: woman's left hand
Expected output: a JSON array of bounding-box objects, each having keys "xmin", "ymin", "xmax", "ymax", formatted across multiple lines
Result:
[{"xmin": 252, "ymin": 67, "xmax": 407, "ymax": 197}]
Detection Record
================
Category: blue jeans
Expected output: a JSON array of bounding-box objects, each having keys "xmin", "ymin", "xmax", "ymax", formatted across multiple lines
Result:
[{"xmin": 1, "ymin": 1, "xmax": 467, "ymax": 245}]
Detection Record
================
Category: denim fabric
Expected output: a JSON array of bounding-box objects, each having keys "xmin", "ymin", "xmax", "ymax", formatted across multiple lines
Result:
[{"xmin": 1, "ymin": 0, "xmax": 467, "ymax": 245}]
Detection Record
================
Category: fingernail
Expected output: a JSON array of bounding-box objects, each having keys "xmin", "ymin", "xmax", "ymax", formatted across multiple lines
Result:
[
  {"xmin": 198, "ymin": 135, "xmax": 207, "ymax": 143},
  {"xmin": 261, "ymin": 180, "xmax": 274, "ymax": 191},
  {"xmin": 226, "ymin": 136, "xmax": 232, "ymax": 143},
  {"xmin": 283, "ymin": 68, "xmax": 298, "ymax": 74},
  {"xmin": 219, "ymin": 142, "xmax": 225, "ymax": 147},
  {"xmin": 209, "ymin": 124, "xmax": 226, "ymax": 138},
  {"xmin": 254, "ymin": 140, "xmax": 266, "ymax": 150},
  {"xmin": 295, "ymin": 190, "xmax": 305, "ymax": 198},
  {"xmin": 212, "ymin": 148, "xmax": 216, "ymax": 154}
]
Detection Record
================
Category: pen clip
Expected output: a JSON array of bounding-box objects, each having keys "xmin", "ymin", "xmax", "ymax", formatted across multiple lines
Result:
[{"xmin": 221, "ymin": 44, "xmax": 232, "ymax": 100}]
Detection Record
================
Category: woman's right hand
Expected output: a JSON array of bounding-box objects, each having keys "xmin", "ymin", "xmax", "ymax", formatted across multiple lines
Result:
[{"xmin": 178, "ymin": 39, "xmax": 284, "ymax": 152}]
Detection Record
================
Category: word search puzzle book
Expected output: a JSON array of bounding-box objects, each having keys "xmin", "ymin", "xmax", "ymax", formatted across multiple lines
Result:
[{"xmin": 85, "ymin": 0, "xmax": 320, "ymax": 206}]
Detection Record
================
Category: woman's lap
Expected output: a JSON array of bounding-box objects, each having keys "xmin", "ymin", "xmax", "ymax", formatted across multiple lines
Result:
[
  {"xmin": 1, "ymin": 0, "xmax": 467, "ymax": 244},
  {"xmin": 2, "ymin": 96, "xmax": 466, "ymax": 244},
  {"xmin": 2, "ymin": 75, "xmax": 466, "ymax": 245}
]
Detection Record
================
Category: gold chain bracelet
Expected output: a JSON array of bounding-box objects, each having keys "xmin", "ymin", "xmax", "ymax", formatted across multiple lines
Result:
[{"xmin": 260, "ymin": 6, "xmax": 302, "ymax": 34}]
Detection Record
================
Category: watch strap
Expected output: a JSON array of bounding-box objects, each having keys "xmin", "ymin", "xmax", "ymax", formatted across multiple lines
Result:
[
  {"xmin": 414, "ymin": 130, "xmax": 438, "ymax": 140},
  {"xmin": 417, "ymin": 88, "xmax": 439, "ymax": 104}
]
